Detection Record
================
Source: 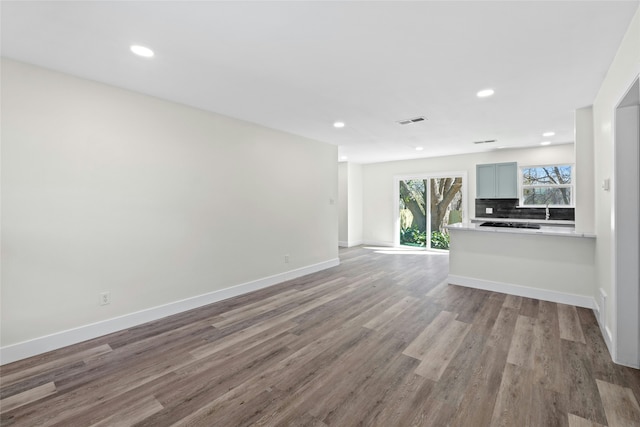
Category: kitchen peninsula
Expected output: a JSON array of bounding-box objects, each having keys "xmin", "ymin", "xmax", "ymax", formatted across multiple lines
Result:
[{"xmin": 446, "ymin": 222, "xmax": 597, "ymax": 309}]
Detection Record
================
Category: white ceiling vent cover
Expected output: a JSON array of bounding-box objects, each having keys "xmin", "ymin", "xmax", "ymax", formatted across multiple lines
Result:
[{"xmin": 397, "ymin": 116, "xmax": 427, "ymax": 125}]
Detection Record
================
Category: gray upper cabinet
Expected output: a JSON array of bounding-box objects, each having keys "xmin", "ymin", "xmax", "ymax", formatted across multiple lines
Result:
[
  {"xmin": 476, "ymin": 164, "xmax": 497, "ymax": 198},
  {"xmin": 476, "ymin": 162, "xmax": 518, "ymax": 198}
]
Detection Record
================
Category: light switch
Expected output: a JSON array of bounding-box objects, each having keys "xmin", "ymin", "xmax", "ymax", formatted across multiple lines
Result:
[{"xmin": 602, "ymin": 179, "xmax": 610, "ymax": 191}]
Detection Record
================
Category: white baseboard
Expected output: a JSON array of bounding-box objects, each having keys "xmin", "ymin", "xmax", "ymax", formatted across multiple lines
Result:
[
  {"xmin": 339, "ymin": 240, "xmax": 364, "ymax": 248},
  {"xmin": 594, "ymin": 309, "xmax": 637, "ymax": 369},
  {"xmin": 592, "ymin": 300, "xmax": 600, "ymax": 319},
  {"xmin": 447, "ymin": 275, "xmax": 596, "ymax": 309},
  {"xmin": 0, "ymin": 258, "xmax": 340, "ymax": 365},
  {"xmin": 604, "ymin": 326, "xmax": 614, "ymax": 355},
  {"xmin": 593, "ymin": 292, "xmax": 638, "ymax": 369},
  {"xmin": 593, "ymin": 300, "xmax": 614, "ymax": 360},
  {"xmin": 362, "ymin": 240, "xmax": 394, "ymax": 247}
]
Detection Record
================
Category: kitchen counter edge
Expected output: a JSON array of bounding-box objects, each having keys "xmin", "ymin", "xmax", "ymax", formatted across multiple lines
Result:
[
  {"xmin": 447, "ymin": 222, "xmax": 596, "ymax": 238},
  {"xmin": 470, "ymin": 217, "xmax": 575, "ymax": 225}
]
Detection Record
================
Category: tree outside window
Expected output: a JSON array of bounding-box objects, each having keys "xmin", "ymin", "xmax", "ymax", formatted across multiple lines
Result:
[
  {"xmin": 520, "ymin": 165, "xmax": 573, "ymax": 206},
  {"xmin": 399, "ymin": 177, "xmax": 463, "ymax": 249}
]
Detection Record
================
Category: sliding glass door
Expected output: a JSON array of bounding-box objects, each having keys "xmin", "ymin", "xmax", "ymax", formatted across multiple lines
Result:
[
  {"xmin": 399, "ymin": 179, "xmax": 428, "ymax": 247},
  {"xmin": 397, "ymin": 174, "xmax": 464, "ymax": 250}
]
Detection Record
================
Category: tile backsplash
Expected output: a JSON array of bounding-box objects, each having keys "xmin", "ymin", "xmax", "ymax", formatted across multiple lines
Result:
[{"xmin": 475, "ymin": 198, "xmax": 575, "ymax": 221}]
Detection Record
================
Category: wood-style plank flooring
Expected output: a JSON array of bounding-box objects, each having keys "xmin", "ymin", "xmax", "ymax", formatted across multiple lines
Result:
[{"xmin": 1, "ymin": 246, "xmax": 639, "ymax": 426}]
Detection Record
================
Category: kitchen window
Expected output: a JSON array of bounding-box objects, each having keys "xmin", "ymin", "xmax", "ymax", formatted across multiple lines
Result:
[{"xmin": 520, "ymin": 164, "xmax": 574, "ymax": 207}]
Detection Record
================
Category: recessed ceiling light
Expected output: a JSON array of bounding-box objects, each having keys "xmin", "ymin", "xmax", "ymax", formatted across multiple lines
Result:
[
  {"xmin": 476, "ymin": 88, "xmax": 495, "ymax": 98},
  {"xmin": 415, "ymin": 147, "xmax": 424, "ymax": 151},
  {"xmin": 130, "ymin": 45, "xmax": 154, "ymax": 58},
  {"xmin": 333, "ymin": 122, "xmax": 345, "ymax": 128},
  {"xmin": 540, "ymin": 141, "xmax": 552, "ymax": 146},
  {"xmin": 542, "ymin": 131, "xmax": 555, "ymax": 137}
]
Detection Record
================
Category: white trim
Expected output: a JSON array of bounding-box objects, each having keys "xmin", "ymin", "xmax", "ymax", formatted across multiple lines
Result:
[
  {"xmin": 592, "ymin": 297, "xmax": 617, "ymax": 362},
  {"xmin": 518, "ymin": 163, "xmax": 575, "ymax": 208},
  {"xmin": 362, "ymin": 239, "xmax": 394, "ymax": 247},
  {"xmin": 339, "ymin": 240, "xmax": 364, "ymax": 248},
  {"xmin": 612, "ymin": 75, "xmax": 640, "ymax": 369},
  {"xmin": 0, "ymin": 258, "xmax": 340, "ymax": 365},
  {"xmin": 447, "ymin": 274, "xmax": 596, "ymax": 309},
  {"xmin": 604, "ymin": 327, "xmax": 620, "ymax": 366},
  {"xmin": 598, "ymin": 320, "xmax": 615, "ymax": 365}
]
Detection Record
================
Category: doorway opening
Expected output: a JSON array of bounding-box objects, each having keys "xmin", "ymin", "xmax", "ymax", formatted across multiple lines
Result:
[{"xmin": 396, "ymin": 173, "xmax": 466, "ymax": 250}]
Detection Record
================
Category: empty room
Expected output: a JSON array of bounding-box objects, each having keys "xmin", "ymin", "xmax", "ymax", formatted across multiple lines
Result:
[{"xmin": 1, "ymin": 1, "xmax": 640, "ymax": 426}]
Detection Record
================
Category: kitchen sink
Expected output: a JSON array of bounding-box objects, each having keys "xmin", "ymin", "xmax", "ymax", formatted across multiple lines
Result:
[{"xmin": 480, "ymin": 221, "xmax": 541, "ymax": 229}]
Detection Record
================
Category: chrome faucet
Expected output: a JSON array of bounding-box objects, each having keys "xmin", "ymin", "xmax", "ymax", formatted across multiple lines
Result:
[{"xmin": 545, "ymin": 203, "xmax": 550, "ymax": 221}]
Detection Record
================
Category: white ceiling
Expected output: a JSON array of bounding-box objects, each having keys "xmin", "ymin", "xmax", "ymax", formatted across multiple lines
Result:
[{"xmin": 2, "ymin": 1, "xmax": 638, "ymax": 164}]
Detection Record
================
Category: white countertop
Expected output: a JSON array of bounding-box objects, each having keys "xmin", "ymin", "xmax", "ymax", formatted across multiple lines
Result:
[
  {"xmin": 470, "ymin": 217, "xmax": 575, "ymax": 226},
  {"xmin": 447, "ymin": 222, "xmax": 596, "ymax": 238}
]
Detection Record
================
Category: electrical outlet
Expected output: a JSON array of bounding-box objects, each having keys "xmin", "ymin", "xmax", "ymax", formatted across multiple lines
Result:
[
  {"xmin": 284, "ymin": 254, "xmax": 290, "ymax": 264},
  {"xmin": 99, "ymin": 291, "xmax": 111, "ymax": 306}
]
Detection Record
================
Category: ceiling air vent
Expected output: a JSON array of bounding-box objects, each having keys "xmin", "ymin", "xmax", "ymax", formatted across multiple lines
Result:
[
  {"xmin": 473, "ymin": 139, "xmax": 497, "ymax": 144},
  {"xmin": 397, "ymin": 116, "xmax": 427, "ymax": 125}
]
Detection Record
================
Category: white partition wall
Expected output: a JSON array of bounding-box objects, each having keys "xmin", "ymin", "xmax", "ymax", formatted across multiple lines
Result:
[{"xmin": 574, "ymin": 107, "xmax": 595, "ymax": 234}]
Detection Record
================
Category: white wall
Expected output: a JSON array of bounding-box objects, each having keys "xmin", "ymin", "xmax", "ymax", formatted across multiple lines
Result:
[
  {"xmin": 1, "ymin": 59, "xmax": 338, "ymax": 354},
  {"xmin": 338, "ymin": 162, "xmax": 349, "ymax": 246},
  {"xmin": 449, "ymin": 230, "xmax": 596, "ymax": 307},
  {"xmin": 338, "ymin": 162, "xmax": 363, "ymax": 247},
  {"xmin": 592, "ymin": 6, "xmax": 640, "ymax": 365},
  {"xmin": 347, "ymin": 163, "xmax": 363, "ymax": 246},
  {"xmin": 362, "ymin": 144, "xmax": 575, "ymax": 246},
  {"xmin": 574, "ymin": 106, "xmax": 595, "ymax": 233}
]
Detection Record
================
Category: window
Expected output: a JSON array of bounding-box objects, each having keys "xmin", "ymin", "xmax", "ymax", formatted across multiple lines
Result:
[{"xmin": 520, "ymin": 164, "xmax": 574, "ymax": 207}]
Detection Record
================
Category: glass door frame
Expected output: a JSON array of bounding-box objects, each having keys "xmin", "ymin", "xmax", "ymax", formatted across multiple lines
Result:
[{"xmin": 393, "ymin": 171, "xmax": 468, "ymax": 250}]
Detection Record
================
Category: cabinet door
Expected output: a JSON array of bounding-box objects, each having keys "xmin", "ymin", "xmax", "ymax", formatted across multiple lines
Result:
[
  {"xmin": 476, "ymin": 164, "xmax": 496, "ymax": 198},
  {"xmin": 495, "ymin": 162, "xmax": 518, "ymax": 198}
]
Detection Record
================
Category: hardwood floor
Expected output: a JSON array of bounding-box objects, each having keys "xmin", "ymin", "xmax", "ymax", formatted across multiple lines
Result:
[{"xmin": 1, "ymin": 246, "xmax": 639, "ymax": 426}]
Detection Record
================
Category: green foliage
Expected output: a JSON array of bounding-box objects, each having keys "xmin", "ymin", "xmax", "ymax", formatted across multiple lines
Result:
[
  {"xmin": 400, "ymin": 226, "xmax": 426, "ymax": 247},
  {"xmin": 430, "ymin": 231, "xmax": 450, "ymax": 250},
  {"xmin": 400, "ymin": 228, "xmax": 450, "ymax": 250}
]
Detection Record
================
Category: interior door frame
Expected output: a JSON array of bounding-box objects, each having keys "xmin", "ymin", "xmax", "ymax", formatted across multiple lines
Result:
[
  {"xmin": 612, "ymin": 75, "xmax": 640, "ymax": 368},
  {"xmin": 393, "ymin": 171, "xmax": 468, "ymax": 249}
]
